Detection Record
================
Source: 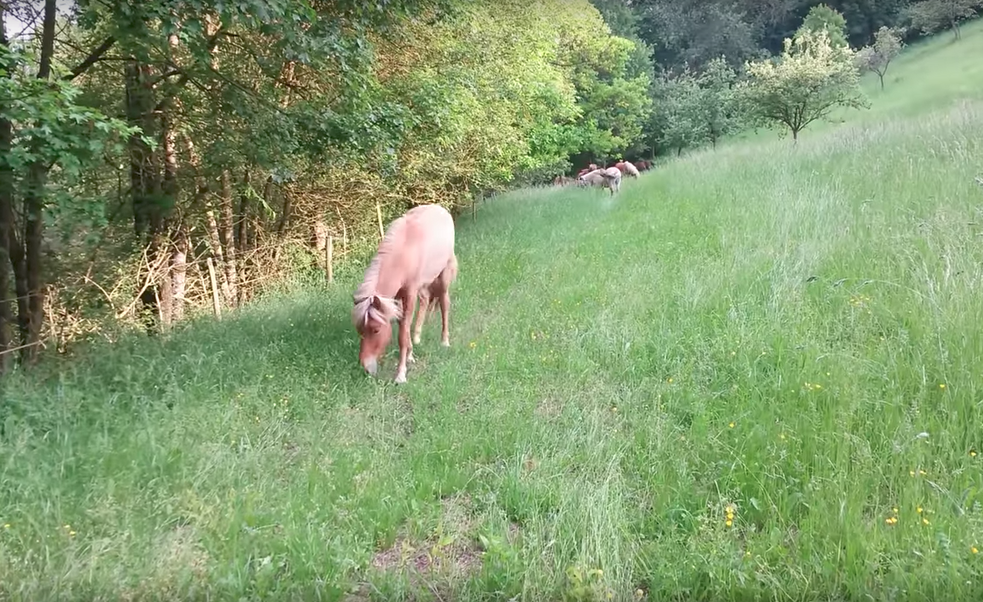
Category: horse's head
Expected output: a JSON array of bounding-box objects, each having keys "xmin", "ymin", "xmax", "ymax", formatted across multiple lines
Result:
[{"xmin": 353, "ymin": 294, "xmax": 402, "ymax": 376}]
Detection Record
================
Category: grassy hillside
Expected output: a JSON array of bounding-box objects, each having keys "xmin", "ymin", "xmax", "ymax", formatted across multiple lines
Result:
[{"xmin": 3, "ymin": 22, "xmax": 983, "ymax": 602}]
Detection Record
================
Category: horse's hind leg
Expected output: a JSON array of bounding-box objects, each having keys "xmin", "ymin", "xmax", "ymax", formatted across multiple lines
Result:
[
  {"xmin": 412, "ymin": 292, "xmax": 429, "ymax": 345},
  {"xmin": 438, "ymin": 290, "xmax": 451, "ymax": 347}
]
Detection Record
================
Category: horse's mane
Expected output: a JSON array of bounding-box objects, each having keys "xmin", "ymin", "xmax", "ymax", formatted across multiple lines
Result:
[{"xmin": 352, "ymin": 216, "xmax": 406, "ymax": 332}]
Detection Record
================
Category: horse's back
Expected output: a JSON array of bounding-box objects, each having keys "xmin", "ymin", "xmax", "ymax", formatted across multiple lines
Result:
[{"xmin": 402, "ymin": 204, "xmax": 455, "ymax": 288}]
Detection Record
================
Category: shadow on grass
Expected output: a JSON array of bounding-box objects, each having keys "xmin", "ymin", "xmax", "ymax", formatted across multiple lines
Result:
[{"xmin": 1, "ymin": 283, "xmax": 373, "ymax": 430}]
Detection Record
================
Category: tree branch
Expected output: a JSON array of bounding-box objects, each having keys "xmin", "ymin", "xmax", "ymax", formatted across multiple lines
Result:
[{"xmin": 64, "ymin": 36, "xmax": 117, "ymax": 80}]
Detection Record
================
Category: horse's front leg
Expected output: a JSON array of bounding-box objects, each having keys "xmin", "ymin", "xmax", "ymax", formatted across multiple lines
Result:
[{"xmin": 395, "ymin": 289, "xmax": 415, "ymax": 384}]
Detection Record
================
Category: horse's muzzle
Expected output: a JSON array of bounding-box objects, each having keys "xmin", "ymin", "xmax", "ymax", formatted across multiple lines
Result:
[{"xmin": 362, "ymin": 357, "xmax": 378, "ymax": 376}]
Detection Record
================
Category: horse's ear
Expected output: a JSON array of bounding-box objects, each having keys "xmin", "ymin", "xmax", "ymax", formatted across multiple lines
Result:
[{"xmin": 370, "ymin": 295, "xmax": 383, "ymax": 310}]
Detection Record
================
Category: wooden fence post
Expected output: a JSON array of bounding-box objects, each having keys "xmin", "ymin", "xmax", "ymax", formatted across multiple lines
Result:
[
  {"xmin": 326, "ymin": 234, "xmax": 334, "ymax": 284},
  {"xmin": 376, "ymin": 202, "xmax": 385, "ymax": 240}
]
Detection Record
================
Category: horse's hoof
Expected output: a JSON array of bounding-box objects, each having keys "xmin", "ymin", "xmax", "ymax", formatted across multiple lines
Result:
[
  {"xmin": 413, "ymin": 335, "xmax": 421, "ymax": 345},
  {"xmin": 407, "ymin": 353, "xmax": 416, "ymax": 364},
  {"xmin": 441, "ymin": 339, "xmax": 450, "ymax": 348},
  {"xmin": 395, "ymin": 373, "xmax": 407, "ymax": 384}
]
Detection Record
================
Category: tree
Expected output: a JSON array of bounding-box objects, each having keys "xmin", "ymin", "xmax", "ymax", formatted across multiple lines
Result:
[
  {"xmin": 696, "ymin": 57, "xmax": 744, "ymax": 148},
  {"xmin": 855, "ymin": 26, "xmax": 905, "ymax": 89},
  {"xmin": 740, "ymin": 28, "xmax": 868, "ymax": 141},
  {"xmin": 648, "ymin": 70, "xmax": 707, "ymax": 156},
  {"xmin": 797, "ymin": 4, "xmax": 850, "ymax": 48},
  {"xmin": 1, "ymin": 1, "xmax": 135, "ymax": 368},
  {"xmin": 905, "ymin": 0, "xmax": 983, "ymax": 40}
]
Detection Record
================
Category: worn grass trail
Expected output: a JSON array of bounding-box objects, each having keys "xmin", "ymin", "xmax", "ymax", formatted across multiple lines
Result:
[{"xmin": 4, "ymin": 30, "xmax": 983, "ymax": 602}]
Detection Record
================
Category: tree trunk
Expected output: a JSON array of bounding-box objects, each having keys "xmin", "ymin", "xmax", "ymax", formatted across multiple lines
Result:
[
  {"xmin": 170, "ymin": 230, "xmax": 187, "ymax": 323},
  {"xmin": 219, "ymin": 170, "xmax": 238, "ymax": 305},
  {"xmin": 16, "ymin": 0, "xmax": 58, "ymax": 364},
  {"xmin": 236, "ymin": 170, "xmax": 250, "ymax": 254},
  {"xmin": 125, "ymin": 60, "xmax": 165, "ymax": 333},
  {"xmin": 205, "ymin": 209, "xmax": 231, "ymax": 301},
  {"xmin": 878, "ymin": 72, "xmax": 884, "ymax": 90},
  {"xmin": 0, "ymin": 11, "xmax": 15, "ymax": 372},
  {"xmin": 159, "ymin": 109, "xmax": 180, "ymax": 328}
]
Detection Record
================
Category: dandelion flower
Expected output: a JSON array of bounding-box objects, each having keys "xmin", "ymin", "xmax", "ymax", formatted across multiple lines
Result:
[
  {"xmin": 69, "ymin": 530, "xmax": 76, "ymax": 537},
  {"xmin": 3, "ymin": 523, "xmax": 9, "ymax": 529},
  {"xmin": 667, "ymin": 377, "xmax": 673, "ymax": 384},
  {"xmin": 910, "ymin": 470, "xmax": 916, "ymax": 477},
  {"xmin": 922, "ymin": 518, "xmax": 930, "ymax": 525},
  {"xmin": 892, "ymin": 507, "xmax": 899, "ymax": 514},
  {"xmin": 725, "ymin": 519, "xmax": 733, "ymax": 527},
  {"xmin": 940, "ymin": 384, "xmax": 946, "ymax": 390},
  {"xmin": 919, "ymin": 470, "xmax": 927, "ymax": 476},
  {"xmin": 971, "ymin": 450, "xmax": 977, "ymax": 458},
  {"xmin": 972, "ymin": 547, "xmax": 978, "ymax": 554},
  {"xmin": 729, "ymin": 422, "xmax": 735, "ymax": 428},
  {"xmin": 917, "ymin": 507, "xmax": 923, "ymax": 514},
  {"xmin": 469, "ymin": 341, "xmax": 476, "ymax": 349}
]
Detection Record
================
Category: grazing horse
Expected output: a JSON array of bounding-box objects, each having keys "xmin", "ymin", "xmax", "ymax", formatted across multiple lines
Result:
[
  {"xmin": 578, "ymin": 166, "xmax": 622, "ymax": 195},
  {"xmin": 352, "ymin": 204, "xmax": 458, "ymax": 383},
  {"xmin": 576, "ymin": 163, "xmax": 599, "ymax": 179},
  {"xmin": 614, "ymin": 161, "xmax": 640, "ymax": 178}
]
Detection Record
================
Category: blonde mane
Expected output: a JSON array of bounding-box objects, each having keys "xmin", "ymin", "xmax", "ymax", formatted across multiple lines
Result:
[{"xmin": 352, "ymin": 216, "xmax": 406, "ymax": 332}]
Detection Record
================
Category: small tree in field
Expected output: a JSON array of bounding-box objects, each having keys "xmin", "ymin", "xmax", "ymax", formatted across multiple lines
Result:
[
  {"xmin": 740, "ymin": 28, "xmax": 868, "ymax": 142},
  {"xmin": 855, "ymin": 26, "xmax": 905, "ymax": 90},
  {"xmin": 906, "ymin": 0, "xmax": 983, "ymax": 41}
]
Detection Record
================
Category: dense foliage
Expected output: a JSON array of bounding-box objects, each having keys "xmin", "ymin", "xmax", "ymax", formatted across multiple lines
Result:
[{"xmin": 0, "ymin": 0, "xmax": 978, "ymax": 368}]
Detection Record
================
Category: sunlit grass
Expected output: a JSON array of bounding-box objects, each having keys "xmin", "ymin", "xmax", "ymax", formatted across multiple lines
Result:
[{"xmin": 2, "ymin": 22, "xmax": 983, "ymax": 602}]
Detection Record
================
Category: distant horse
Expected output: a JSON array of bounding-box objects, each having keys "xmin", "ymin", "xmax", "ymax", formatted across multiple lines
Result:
[
  {"xmin": 576, "ymin": 163, "xmax": 599, "ymax": 179},
  {"xmin": 578, "ymin": 166, "xmax": 622, "ymax": 195},
  {"xmin": 352, "ymin": 204, "xmax": 458, "ymax": 383},
  {"xmin": 614, "ymin": 161, "xmax": 640, "ymax": 178},
  {"xmin": 635, "ymin": 160, "xmax": 651, "ymax": 172}
]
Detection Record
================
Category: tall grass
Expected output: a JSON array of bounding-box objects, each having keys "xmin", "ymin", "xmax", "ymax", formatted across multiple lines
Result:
[{"xmin": 3, "ymin": 23, "xmax": 983, "ymax": 602}]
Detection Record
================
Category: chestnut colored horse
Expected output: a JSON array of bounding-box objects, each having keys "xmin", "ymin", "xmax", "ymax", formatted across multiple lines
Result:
[
  {"xmin": 614, "ymin": 161, "xmax": 640, "ymax": 178},
  {"xmin": 352, "ymin": 204, "xmax": 458, "ymax": 383}
]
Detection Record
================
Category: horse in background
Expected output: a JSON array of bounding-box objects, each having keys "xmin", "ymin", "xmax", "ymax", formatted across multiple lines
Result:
[
  {"xmin": 352, "ymin": 204, "xmax": 458, "ymax": 384},
  {"xmin": 578, "ymin": 166, "xmax": 622, "ymax": 195},
  {"xmin": 576, "ymin": 163, "xmax": 599, "ymax": 179},
  {"xmin": 614, "ymin": 161, "xmax": 640, "ymax": 178}
]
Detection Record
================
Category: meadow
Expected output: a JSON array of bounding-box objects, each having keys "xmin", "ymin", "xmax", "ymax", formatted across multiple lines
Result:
[{"xmin": 3, "ymin": 20, "xmax": 983, "ymax": 602}]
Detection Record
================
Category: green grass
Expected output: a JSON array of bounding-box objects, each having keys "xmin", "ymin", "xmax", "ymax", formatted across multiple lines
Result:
[{"xmin": 4, "ymin": 23, "xmax": 983, "ymax": 602}]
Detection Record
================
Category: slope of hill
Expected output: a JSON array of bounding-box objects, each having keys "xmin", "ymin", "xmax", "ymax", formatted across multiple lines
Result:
[{"xmin": 2, "ymin": 20, "xmax": 983, "ymax": 602}]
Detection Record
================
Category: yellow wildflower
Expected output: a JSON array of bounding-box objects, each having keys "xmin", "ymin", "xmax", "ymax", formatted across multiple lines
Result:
[
  {"xmin": 729, "ymin": 422, "xmax": 735, "ymax": 428},
  {"xmin": 972, "ymin": 547, "xmax": 978, "ymax": 554},
  {"xmin": 922, "ymin": 518, "xmax": 930, "ymax": 525},
  {"xmin": 916, "ymin": 507, "xmax": 923, "ymax": 514},
  {"xmin": 939, "ymin": 384, "xmax": 946, "ymax": 390},
  {"xmin": 725, "ymin": 519, "xmax": 733, "ymax": 527},
  {"xmin": 971, "ymin": 450, "xmax": 977, "ymax": 458}
]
